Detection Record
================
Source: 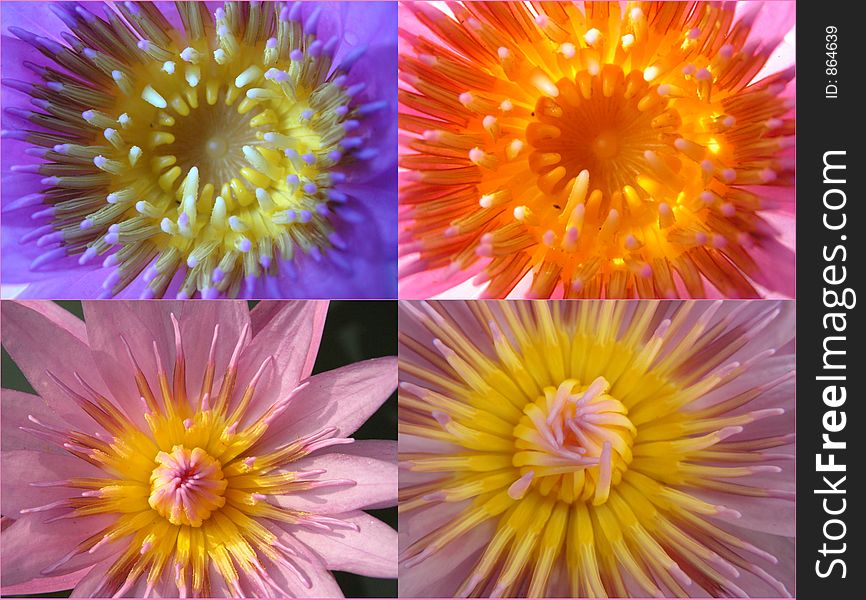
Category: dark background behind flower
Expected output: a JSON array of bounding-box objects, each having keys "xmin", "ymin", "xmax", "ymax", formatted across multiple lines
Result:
[{"xmin": 0, "ymin": 300, "xmax": 398, "ymax": 599}]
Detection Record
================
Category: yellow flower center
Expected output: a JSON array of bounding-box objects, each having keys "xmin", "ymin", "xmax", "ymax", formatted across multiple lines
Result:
[
  {"xmin": 513, "ymin": 377, "xmax": 635, "ymax": 505},
  {"xmin": 19, "ymin": 3, "xmax": 380, "ymax": 299},
  {"xmin": 87, "ymin": 18, "xmax": 353, "ymax": 298},
  {"xmin": 148, "ymin": 445, "xmax": 228, "ymax": 527}
]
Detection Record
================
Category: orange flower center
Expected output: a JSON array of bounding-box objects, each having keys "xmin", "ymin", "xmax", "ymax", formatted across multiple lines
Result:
[{"xmin": 527, "ymin": 67, "xmax": 674, "ymax": 199}]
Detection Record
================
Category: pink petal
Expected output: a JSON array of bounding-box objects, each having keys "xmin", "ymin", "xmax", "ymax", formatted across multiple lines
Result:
[
  {"xmin": 397, "ymin": 501, "xmax": 485, "ymax": 595},
  {"xmin": 0, "ymin": 566, "xmax": 92, "ymax": 596},
  {"xmin": 237, "ymin": 301, "xmax": 329, "ymax": 423},
  {"xmin": 206, "ymin": 562, "xmax": 232, "ymax": 598},
  {"xmin": 716, "ymin": 523, "xmax": 795, "ymax": 597},
  {"xmin": 399, "ymin": 550, "xmax": 486, "ymax": 598},
  {"xmin": 398, "ymin": 510, "xmax": 496, "ymax": 598},
  {"xmin": 272, "ymin": 440, "xmax": 397, "ymax": 514},
  {"xmin": 81, "ymin": 301, "xmax": 251, "ymax": 425},
  {"xmin": 1, "ymin": 450, "xmax": 100, "ymax": 517},
  {"xmin": 250, "ymin": 300, "xmax": 325, "ymax": 341},
  {"xmin": 292, "ymin": 510, "xmax": 397, "ymax": 578},
  {"xmin": 700, "ymin": 490, "xmax": 795, "ymax": 537},
  {"xmin": 0, "ymin": 302, "xmax": 104, "ymax": 432},
  {"xmin": 70, "ymin": 559, "xmax": 114, "ymax": 598},
  {"xmin": 1, "ymin": 389, "xmax": 66, "ymax": 454},
  {"xmin": 741, "ymin": 1, "xmax": 796, "ymax": 47},
  {"xmin": 265, "ymin": 533, "xmax": 345, "ymax": 598},
  {"xmin": 0, "ymin": 513, "xmax": 113, "ymax": 586},
  {"xmin": 750, "ymin": 235, "xmax": 796, "ymax": 298},
  {"xmin": 259, "ymin": 356, "xmax": 397, "ymax": 446},
  {"xmin": 68, "ymin": 556, "xmax": 149, "ymax": 598},
  {"xmin": 398, "ymin": 258, "xmax": 489, "ymax": 300},
  {"xmin": 399, "ymin": 497, "xmax": 468, "ymax": 544}
]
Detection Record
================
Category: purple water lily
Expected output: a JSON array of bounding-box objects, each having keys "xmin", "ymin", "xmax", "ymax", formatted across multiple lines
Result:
[{"xmin": 1, "ymin": 1, "xmax": 397, "ymax": 299}]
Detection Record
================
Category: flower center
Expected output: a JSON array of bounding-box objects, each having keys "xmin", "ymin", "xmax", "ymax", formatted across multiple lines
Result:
[
  {"xmin": 511, "ymin": 376, "xmax": 635, "ymax": 505},
  {"xmin": 159, "ymin": 97, "xmax": 260, "ymax": 188},
  {"xmin": 88, "ymin": 22, "xmax": 355, "ymax": 298},
  {"xmin": 14, "ymin": 3, "xmax": 382, "ymax": 299},
  {"xmin": 591, "ymin": 129, "xmax": 620, "ymax": 161},
  {"xmin": 149, "ymin": 445, "xmax": 227, "ymax": 527},
  {"xmin": 399, "ymin": 0, "xmax": 795, "ymax": 299},
  {"xmin": 527, "ymin": 67, "xmax": 673, "ymax": 199}
]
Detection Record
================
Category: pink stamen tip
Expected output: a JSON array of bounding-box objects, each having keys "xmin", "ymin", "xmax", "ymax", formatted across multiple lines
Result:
[
  {"xmin": 751, "ymin": 465, "xmax": 783, "ymax": 474},
  {"xmin": 431, "ymin": 338, "xmax": 454, "ymax": 358},
  {"xmin": 295, "ymin": 469, "xmax": 326, "ymax": 478},
  {"xmin": 20, "ymin": 499, "xmax": 68, "ymax": 513},
  {"xmin": 422, "ymin": 491, "xmax": 447, "ymax": 502},
  {"xmin": 507, "ymin": 470, "xmax": 535, "ymax": 500},
  {"xmin": 717, "ymin": 426, "xmax": 743, "ymax": 440},
  {"xmin": 716, "ymin": 506, "xmax": 742, "ymax": 519},
  {"xmin": 431, "ymin": 410, "xmax": 451, "ymax": 427},
  {"xmin": 89, "ymin": 535, "xmax": 111, "ymax": 554},
  {"xmin": 670, "ymin": 564, "xmax": 692, "ymax": 587},
  {"xmin": 714, "ymin": 361, "xmax": 741, "ymax": 379},
  {"xmin": 29, "ymin": 480, "xmax": 68, "ymax": 488},
  {"xmin": 753, "ymin": 408, "xmax": 786, "ymax": 419},
  {"xmin": 40, "ymin": 549, "xmax": 79, "ymax": 576}
]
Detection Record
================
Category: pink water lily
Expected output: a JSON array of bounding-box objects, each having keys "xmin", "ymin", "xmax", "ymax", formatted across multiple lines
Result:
[
  {"xmin": 399, "ymin": 300, "xmax": 794, "ymax": 597},
  {"xmin": 1, "ymin": 300, "xmax": 397, "ymax": 597}
]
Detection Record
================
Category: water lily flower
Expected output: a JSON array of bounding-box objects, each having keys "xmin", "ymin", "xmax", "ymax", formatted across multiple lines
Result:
[
  {"xmin": 1, "ymin": 300, "xmax": 398, "ymax": 597},
  {"xmin": 399, "ymin": 300, "xmax": 794, "ymax": 597},
  {"xmin": 398, "ymin": 1, "xmax": 795, "ymax": 299},
  {"xmin": 1, "ymin": 1, "xmax": 397, "ymax": 299}
]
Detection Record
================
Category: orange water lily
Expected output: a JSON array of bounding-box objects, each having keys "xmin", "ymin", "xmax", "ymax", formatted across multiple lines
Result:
[{"xmin": 398, "ymin": 1, "xmax": 795, "ymax": 299}]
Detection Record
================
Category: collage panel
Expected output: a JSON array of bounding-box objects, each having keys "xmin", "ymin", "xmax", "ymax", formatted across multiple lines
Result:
[
  {"xmin": 1, "ymin": 1, "xmax": 397, "ymax": 300},
  {"xmin": 398, "ymin": 1, "xmax": 795, "ymax": 300},
  {"xmin": 0, "ymin": 300, "xmax": 397, "ymax": 597},
  {"xmin": 398, "ymin": 300, "xmax": 795, "ymax": 597},
  {"xmin": 0, "ymin": 2, "xmax": 803, "ymax": 599}
]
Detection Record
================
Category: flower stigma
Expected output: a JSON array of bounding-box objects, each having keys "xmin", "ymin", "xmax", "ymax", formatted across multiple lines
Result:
[{"xmin": 148, "ymin": 445, "xmax": 228, "ymax": 527}]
